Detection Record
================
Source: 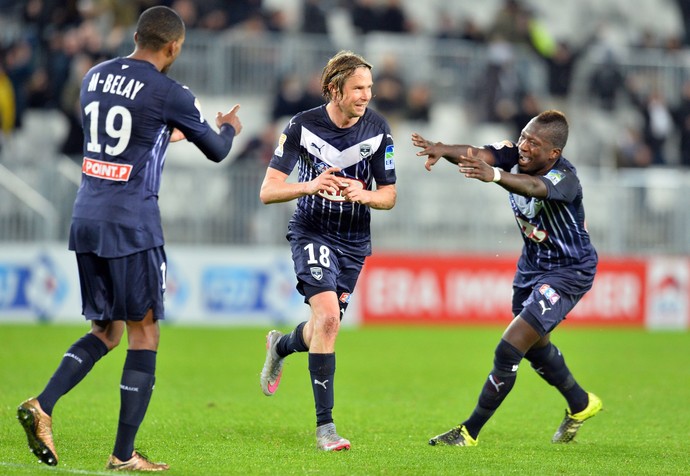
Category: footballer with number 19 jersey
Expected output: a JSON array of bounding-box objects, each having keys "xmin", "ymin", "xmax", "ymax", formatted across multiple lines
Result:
[
  {"xmin": 17, "ymin": 7, "xmax": 242, "ymax": 471},
  {"xmin": 70, "ymin": 56, "xmax": 237, "ymax": 258}
]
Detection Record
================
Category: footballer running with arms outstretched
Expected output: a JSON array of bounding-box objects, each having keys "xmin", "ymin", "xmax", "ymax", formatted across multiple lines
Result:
[
  {"xmin": 259, "ymin": 50, "xmax": 396, "ymax": 451},
  {"xmin": 412, "ymin": 110, "xmax": 602, "ymax": 447},
  {"xmin": 17, "ymin": 6, "xmax": 242, "ymax": 471}
]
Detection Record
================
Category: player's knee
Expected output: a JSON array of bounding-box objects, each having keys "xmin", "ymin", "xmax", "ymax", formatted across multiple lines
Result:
[
  {"xmin": 492, "ymin": 339, "xmax": 524, "ymax": 375},
  {"xmin": 91, "ymin": 329, "xmax": 122, "ymax": 350},
  {"xmin": 524, "ymin": 342, "xmax": 571, "ymax": 387},
  {"xmin": 99, "ymin": 334, "xmax": 122, "ymax": 351},
  {"xmin": 525, "ymin": 342, "xmax": 560, "ymax": 369},
  {"xmin": 315, "ymin": 312, "xmax": 340, "ymax": 340}
]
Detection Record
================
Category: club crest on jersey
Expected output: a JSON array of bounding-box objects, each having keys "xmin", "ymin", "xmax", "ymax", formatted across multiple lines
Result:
[
  {"xmin": 539, "ymin": 284, "xmax": 560, "ymax": 304},
  {"xmin": 360, "ymin": 143, "xmax": 372, "ymax": 159},
  {"xmin": 310, "ymin": 267, "xmax": 323, "ymax": 281}
]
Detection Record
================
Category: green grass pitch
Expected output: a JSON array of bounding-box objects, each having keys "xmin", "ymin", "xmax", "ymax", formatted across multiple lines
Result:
[{"xmin": 1, "ymin": 323, "xmax": 689, "ymax": 475}]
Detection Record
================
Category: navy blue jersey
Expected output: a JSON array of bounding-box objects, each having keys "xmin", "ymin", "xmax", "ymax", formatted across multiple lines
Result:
[
  {"xmin": 269, "ymin": 105, "xmax": 396, "ymax": 256},
  {"xmin": 69, "ymin": 57, "xmax": 236, "ymax": 258},
  {"xmin": 488, "ymin": 141, "xmax": 598, "ymax": 294}
]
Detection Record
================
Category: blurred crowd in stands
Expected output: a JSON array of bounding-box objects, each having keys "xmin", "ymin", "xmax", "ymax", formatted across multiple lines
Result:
[{"xmin": 3, "ymin": 0, "xmax": 690, "ymax": 168}]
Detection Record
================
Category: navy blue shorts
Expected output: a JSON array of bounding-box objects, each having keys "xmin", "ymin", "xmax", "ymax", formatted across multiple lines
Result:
[
  {"xmin": 513, "ymin": 283, "xmax": 585, "ymax": 336},
  {"xmin": 75, "ymin": 247, "xmax": 167, "ymax": 321},
  {"xmin": 287, "ymin": 230, "xmax": 364, "ymax": 315}
]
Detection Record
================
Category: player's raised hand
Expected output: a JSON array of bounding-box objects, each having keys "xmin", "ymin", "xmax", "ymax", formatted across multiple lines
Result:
[
  {"xmin": 216, "ymin": 104, "xmax": 242, "ymax": 135},
  {"xmin": 458, "ymin": 147, "xmax": 492, "ymax": 182},
  {"xmin": 411, "ymin": 132, "xmax": 442, "ymax": 171}
]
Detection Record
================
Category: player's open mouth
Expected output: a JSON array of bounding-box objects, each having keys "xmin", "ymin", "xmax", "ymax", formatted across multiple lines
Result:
[{"xmin": 518, "ymin": 155, "xmax": 531, "ymax": 165}]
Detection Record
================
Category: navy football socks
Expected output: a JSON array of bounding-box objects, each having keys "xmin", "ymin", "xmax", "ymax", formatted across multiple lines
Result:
[
  {"xmin": 37, "ymin": 333, "xmax": 108, "ymax": 416},
  {"xmin": 464, "ymin": 339, "xmax": 524, "ymax": 439},
  {"xmin": 309, "ymin": 353, "xmax": 336, "ymax": 427},
  {"xmin": 525, "ymin": 342, "xmax": 589, "ymax": 414},
  {"xmin": 113, "ymin": 349, "xmax": 157, "ymax": 462},
  {"xmin": 276, "ymin": 321, "xmax": 308, "ymax": 357}
]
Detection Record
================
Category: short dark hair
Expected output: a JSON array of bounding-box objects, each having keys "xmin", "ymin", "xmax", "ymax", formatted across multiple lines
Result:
[
  {"xmin": 534, "ymin": 109, "xmax": 569, "ymax": 150},
  {"xmin": 321, "ymin": 50, "xmax": 372, "ymax": 100},
  {"xmin": 135, "ymin": 6, "xmax": 185, "ymax": 51}
]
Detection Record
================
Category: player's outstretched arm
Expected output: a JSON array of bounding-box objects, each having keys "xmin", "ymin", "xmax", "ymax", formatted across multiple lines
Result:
[
  {"xmin": 458, "ymin": 149, "xmax": 548, "ymax": 198},
  {"xmin": 181, "ymin": 105, "xmax": 242, "ymax": 163},
  {"xmin": 458, "ymin": 147, "xmax": 496, "ymax": 182},
  {"xmin": 411, "ymin": 133, "xmax": 494, "ymax": 170}
]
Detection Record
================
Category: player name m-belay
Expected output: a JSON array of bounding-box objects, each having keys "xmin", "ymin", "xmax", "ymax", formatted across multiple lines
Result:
[{"xmin": 87, "ymin": 72, "xmax": 145, "ymax": 100}]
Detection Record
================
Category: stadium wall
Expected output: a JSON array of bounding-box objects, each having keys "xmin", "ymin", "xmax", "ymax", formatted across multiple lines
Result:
[
  {"xmin": 0, "ymin": 244, "xmax": 687, "ymax": 331},
  {"xmin": 359, "ymin": 253, "xmax": 689, "ymax": 330},
  {"xmin": 0, "ymin": 243, "xmax": 311, "ymax": 327}
]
